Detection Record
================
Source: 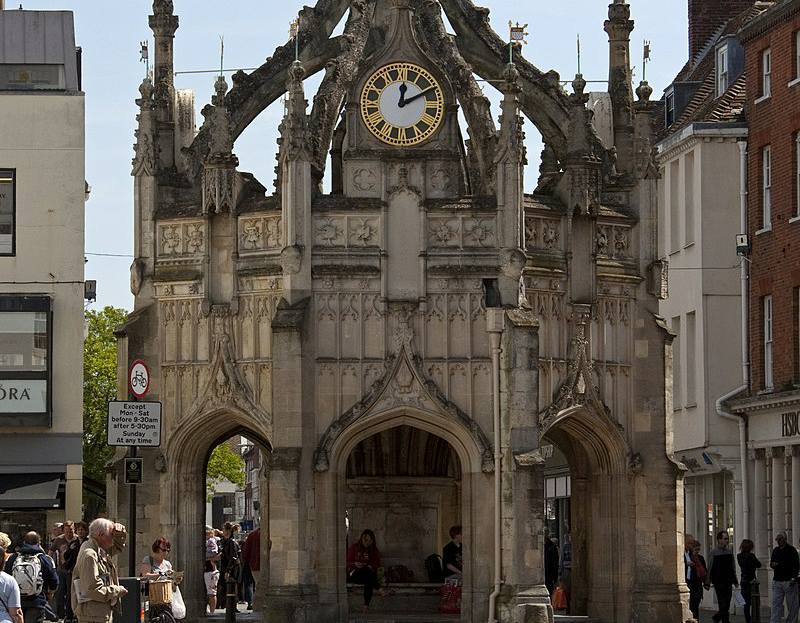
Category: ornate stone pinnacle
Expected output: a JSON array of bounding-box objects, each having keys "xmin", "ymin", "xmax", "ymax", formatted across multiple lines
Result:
[
  {"xmin": 138, "ymin": 77, "xmax": 154, "ymax": 104},
  {"xmin": 502, "ymin": 62, "xmax": 520, "ymax": 91},
  {"xmin": 288, "ymin": 60, "xmax": 305, "ymax": 85},
  {"xmin": 213, "ymin": 75, "xmax": 228, "ymax": 105},
  {"xmin": 572, "ymin": 73, "xmax": 586, "ymax": 96},
  {"xmin": 636, "ymin": 80, "xmax": 652, "ymax": 102}
]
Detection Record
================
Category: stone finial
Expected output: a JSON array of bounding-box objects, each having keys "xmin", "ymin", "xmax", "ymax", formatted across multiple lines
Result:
[
  {"xmin": 137, "ymin": 77, "xmax": 154, "ymax": 109},
  {"xmin": 212, "ymin": 75, "xmax": 228, "ymax": 107},
  {"xmin": 494, "ymin": 64, "xmax": 525, "ymax": 166},
  {"xmin": 149, "ymin": 0, "xmax": 178, "ymax": 36},
  {"xmin": 635, "ymin": 80, "xmax": 653, "ymax": 102},
  {"xmin": 278, "ymin": 61, "xmax": 311, "ymax": 162},
  {"xmin": 202, "ymin": 75, "xmax": 234, "ymax": 157},
  {"xmin": 132, "ymin": 77, "xmax": 156, "ymax": 176},
  {"xmin": 572, "ymin": 73, "xmax": 587, "ymax": 98}
]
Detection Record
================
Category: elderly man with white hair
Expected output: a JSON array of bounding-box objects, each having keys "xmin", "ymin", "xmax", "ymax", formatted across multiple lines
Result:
[{"xmin": 71, "ymin": 519, "xmax": 128, "ymax": 623}]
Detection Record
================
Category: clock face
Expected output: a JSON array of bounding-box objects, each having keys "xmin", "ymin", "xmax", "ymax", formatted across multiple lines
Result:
[{"xmin": 360, "ymin": 62, "xmax": 445, "ymax": 147}]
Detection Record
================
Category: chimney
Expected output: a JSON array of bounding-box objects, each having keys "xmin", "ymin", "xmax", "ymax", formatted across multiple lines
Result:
[{"xmin": 688, "ymin": 0, "xmax": 753, "ymax": 60}]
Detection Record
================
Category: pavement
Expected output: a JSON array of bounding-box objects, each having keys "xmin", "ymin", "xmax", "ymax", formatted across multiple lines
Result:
[{"xmin": 697, "ymin": 607, "xmax": 772, "ymax": 622}]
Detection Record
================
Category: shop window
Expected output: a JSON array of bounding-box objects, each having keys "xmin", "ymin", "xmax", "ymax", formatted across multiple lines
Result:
[
  {"xmin": 0, "ymin": 170, "xmax": 14, "ymax": 256},
  {"xmin": 764, "ymin": 295, "xmax": 773, "ymax": 390},
  {"xmin": 0, "ymin": 64, "xmax": 65, "ymax": 90},
  {"xmin": 0, "ymin": 296, "xmax": 52, "ymax": 426}
]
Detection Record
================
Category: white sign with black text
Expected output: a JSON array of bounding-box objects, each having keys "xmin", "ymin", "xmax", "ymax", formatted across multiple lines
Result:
[
  {"xmin": 107, "ymin": 401, "xmax": 162, "ymax": 447},
  {"xmin": 0, "ymin": 380, "xmax": 47, "ymax": 413}
]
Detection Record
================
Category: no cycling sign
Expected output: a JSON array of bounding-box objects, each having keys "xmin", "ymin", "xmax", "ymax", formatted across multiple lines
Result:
[{"xmin": 107, "ymin": 401, "xmax": 162, "ymax": 447}]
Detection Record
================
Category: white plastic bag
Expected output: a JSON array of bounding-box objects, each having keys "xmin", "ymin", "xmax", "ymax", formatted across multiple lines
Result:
[
  {"xmin": 733, "ymin": 589, "xmax": 746, "ymax": 608},
  {"xmin": 171, "ymin": 586, "xmax": 186, "ymax": 620}
]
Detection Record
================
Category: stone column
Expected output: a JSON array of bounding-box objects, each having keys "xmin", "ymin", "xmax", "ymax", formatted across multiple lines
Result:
[
  {"xmin": 753, "ymin": 449, "xmax": 768, "ymax": 559},
  {"xmin": 792, "ymin": 446, "xmax": 800, "ymax": 546},
  {"xmin": 733, "ymin": 477, "xmax": 744, "ymax": 547},
  {"xmin": 772, "ymin": 447, "xmax": 787, "ymax": 537}
]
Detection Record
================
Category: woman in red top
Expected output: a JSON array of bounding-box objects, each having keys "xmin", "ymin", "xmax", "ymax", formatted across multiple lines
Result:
[{"xmin": 347, "ymin": 530, "xmax": 381, "ymax": 612}]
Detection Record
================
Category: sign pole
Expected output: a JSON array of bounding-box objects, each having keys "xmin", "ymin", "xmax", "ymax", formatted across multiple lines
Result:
[{"xmin": 129, "ymin": 444, "xmax": 137, "ymax": 578}]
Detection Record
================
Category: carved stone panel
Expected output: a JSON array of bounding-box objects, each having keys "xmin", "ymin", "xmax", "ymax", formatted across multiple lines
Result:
[
  {"xmin": 238, "ymin": 214, "xmax": 283, "ymax": 254},
  {"xmin": 313, "ymin": 214, "xmax": 381, "ymax": 249},
  {"xmin": 595, "ymin": 223, "xmax": 632, "ymax": 260},
  {"xmin": 344, "ymin": 164, "xmax": 381, "ymax": 198},
  {"xmin": 427, "ymin": 215, "xmax": 496, "ymax": 249},
  {"xmin": 524, "ymin": 216, "xmax": 563, "ymax": 252},
  {"xmin": 426, "ymin": 162, "xmax": 456, "ymax": 199},
  {"xmin": 157, "ymin": 220, "xmax": 206, "ymax": 258}
]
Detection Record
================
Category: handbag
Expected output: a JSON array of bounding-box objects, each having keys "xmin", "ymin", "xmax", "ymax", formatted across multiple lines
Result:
[
  {"xmin": 171, "ymin": 586, "xmax": 186, "ymax": 620},
  {"xmin": 552, "ymin": 586, "xmax": 567, "ymax": 610}
]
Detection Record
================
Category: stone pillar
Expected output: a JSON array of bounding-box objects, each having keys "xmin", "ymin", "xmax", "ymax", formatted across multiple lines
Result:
[
  {"xmin": 603, "ymin": 0, "xmax": 635, "ymax": 173},
  {"xmin": 772, "ymin": 447, "xmax": 786, "ymax": 537},
  {"xmin": 148, "ymin": 0, "xmax": 178, "ymax": 168},
  {"xmin": 792, "ymin": 446, "xmax": 800, "ymax": 546},
  {"xmin": 733, "ymin": 477, "xmax": 744, "ymax": 546},
  {"xmin": 753, "ymin": 449, "xmax": 768, "ymax": 559}
]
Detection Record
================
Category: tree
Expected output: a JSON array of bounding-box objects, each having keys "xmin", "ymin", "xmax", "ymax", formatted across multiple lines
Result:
[
  {"xmin": 206, "ymin": 442, "xmax": 246, "ymax": 500},
  {"xmin": 83, "ymin": 306, "xmax": 129, "ymax": 513}
]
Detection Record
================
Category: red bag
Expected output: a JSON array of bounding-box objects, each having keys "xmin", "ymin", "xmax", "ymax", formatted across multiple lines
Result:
[
  {"xmin": 552, "ymin": 586, "xmax": 567, "ymax": 611},
  {"xmin": 439, "ymin": 582, "xmax": 462, "ymax": 614},
  {"xmin": 694, "ymin": 554, "xmax": 707, "ymax": 580}
]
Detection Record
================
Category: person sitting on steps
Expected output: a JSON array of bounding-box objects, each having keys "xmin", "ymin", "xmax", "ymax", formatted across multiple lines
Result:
[{"xmin": 347, "ymin": 530, "xmax": 382, "ymax": 614}]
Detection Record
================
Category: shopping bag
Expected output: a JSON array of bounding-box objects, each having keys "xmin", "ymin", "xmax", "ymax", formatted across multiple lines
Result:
[
  {"xmin": 438, "ymin": 580, "xmax": 462, "ymax": 614},
  {"xmin": 552, "ymin": 586, "xmax": 567, "ymax": 611},
  {"xmin": 733, "ymin": 589, "xmax": 746, "ymax": 608},
  {"xmin": 171, "ymin": 586, "xmax": 186, "ymax": 620}
]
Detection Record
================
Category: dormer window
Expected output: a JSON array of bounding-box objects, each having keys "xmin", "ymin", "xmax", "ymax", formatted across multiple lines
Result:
[
  {"xmin": 717, "ymin": 45, "xmax": 729, "ymax": 97},
  {"xmin": 665, "ymin": 89, "xmax": 675, "ymax": 127}
]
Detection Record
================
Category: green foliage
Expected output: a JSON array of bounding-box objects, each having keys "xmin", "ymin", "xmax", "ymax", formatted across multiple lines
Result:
[
  {"xmin": 207, "ymin": 442, "xmax": 246, "ymax": 500},
  {"xmin": 83, "ymin": 306, "xmax": 129, "ymax": 488}
]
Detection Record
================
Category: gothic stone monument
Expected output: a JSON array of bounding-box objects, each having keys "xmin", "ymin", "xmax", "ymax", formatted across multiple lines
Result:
[{"xmin": 111, "ymin": 0, "xmax": 691, "ymax": 622}]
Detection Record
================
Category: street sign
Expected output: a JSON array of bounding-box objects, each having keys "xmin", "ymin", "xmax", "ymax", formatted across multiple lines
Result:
[
  {"xmin": 124, "ymin": 458, "xmax": 143, "ymax": 485},
  {"xmin": 107, "ymin": 401, "xmax": 162, "ymax": 447},
  {"xmin": 128, "ymin": 359, "xmax": 151, "ymax": 399}
]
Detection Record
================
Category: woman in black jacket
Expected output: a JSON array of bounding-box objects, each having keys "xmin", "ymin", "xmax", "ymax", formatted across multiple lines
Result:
[
  {"xmin": 737, "ymin": 539, "xmax": 761, "ymax": 623},
  {"xmin": 709, "ymin": 531, "xmax": 738, "ymax": 623}
]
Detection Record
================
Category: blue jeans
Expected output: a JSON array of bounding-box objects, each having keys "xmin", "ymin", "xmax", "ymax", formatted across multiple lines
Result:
[{"xmin": 771, "ymin": 580, "xmax": 799, "ymax": 623}]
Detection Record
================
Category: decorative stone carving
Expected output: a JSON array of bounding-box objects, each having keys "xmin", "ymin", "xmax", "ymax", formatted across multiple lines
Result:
[
  {"xmin": 428, "ymin": 216, "xmax": 496, "ymax": 248},
  {"xmin": 353, "ymin": 168, "xmax": 377, "ymax": 192},
  {"xmin": 238, "ymin": 215, "xmax": 283, "ymax": 253},
  {"xmin": 313, "ymin": 214, "xmax": 380, "ymax": 248},
  {"xmin": 524, "ymin": 217, "xmax": 562, "ymax": 251},
  {"xmin": 156, "ymin": 221, "xmax": 206, "ymax": 258},
  {"xmin": 129, "ymin": 259, "xmax": 145, "ymax": 296},
  {"xmin": 595, "ymin": 224, "xmax": 632, "ymax": 259}
]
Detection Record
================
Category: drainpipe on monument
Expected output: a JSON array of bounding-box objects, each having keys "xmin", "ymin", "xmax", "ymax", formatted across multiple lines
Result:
[
  {"xmin": 486, "ymin": 308, "xmax": 505, "ymax": 623},
  {"xmin": 715, "ymin": 139, "xmax": 750, "ymax": 539}
]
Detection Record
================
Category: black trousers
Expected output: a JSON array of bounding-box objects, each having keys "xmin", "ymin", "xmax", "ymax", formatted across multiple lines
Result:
[
  {"xmin": 741, "ymin": 582, "xmax": 753, "ymax": 623},
  {"xmin": 349, "ymin": 568, "xmax": 378, "ymax": 606},
  {"xmin": 688, "ymin": 582, "xmax": 703, "ymax": 620},
  {"xmin": 713, "ymin": 583, "xmax": 733, "ymax": 623}
]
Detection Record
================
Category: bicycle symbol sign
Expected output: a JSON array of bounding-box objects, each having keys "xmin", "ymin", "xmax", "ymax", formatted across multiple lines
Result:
[{"xmin": 128, "ymin": 360, "xmax": 150, "ymax": 399}]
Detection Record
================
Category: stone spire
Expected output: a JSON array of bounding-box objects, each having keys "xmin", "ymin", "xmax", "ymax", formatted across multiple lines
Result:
[
  {"xmin": 149, "ymin": 0, "xmax": 179, "ymax": 171},
  {"xmin": 132, "ymin": 78, "xmax": 156, "ymax": 178},
  {"xmin": 604, "ymin": 0, "xmax": 635, "ymax": 174},
  {"xmin": 494, "ymin": 63, "xmax": 527, "ymax": 307},
  {"xmin": 277, "ymin": 61, "xmax": 313, "ymax": 303},
  {"xmin": 201, "ymin": 75, "xmax": 239, "ymax": 215}
]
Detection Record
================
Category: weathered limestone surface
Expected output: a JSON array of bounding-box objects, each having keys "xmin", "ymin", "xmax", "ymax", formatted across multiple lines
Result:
[{"xmin": 113, "ymin": 1, "xmax": 691, "ymax": 622}]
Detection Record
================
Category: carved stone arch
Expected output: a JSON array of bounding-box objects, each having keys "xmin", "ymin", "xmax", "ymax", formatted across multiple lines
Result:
[{"xmin": 314, "ymin": 345, "xmax": 494, "ymax": 474}]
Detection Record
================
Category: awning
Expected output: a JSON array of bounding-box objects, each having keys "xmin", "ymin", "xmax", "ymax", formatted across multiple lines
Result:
[{"xmin": 0, "ymin": 473, "xmax": 62, "ymax": 509}]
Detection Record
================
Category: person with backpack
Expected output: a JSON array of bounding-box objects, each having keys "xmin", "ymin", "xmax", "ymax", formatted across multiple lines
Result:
[
  {"xmin": 3, "ymin": 532, "xmax": 58, "ymax": 623},
  {"xmin": 0, "ymin": 545, "xmax": 23, "ymax": 623}
]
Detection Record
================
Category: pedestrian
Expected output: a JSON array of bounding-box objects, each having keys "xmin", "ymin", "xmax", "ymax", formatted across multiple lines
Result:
[
  {"xmin": 709, "ymin": 530, "xmax": 738, "ymax": 623},
  {"xmin": 686, "ymin": 539, "xmax": 709, "ymax": 620},
  {"xmin": 0, "ymin": 545, "xmax": 24, "ymax": 623},
  {"xmin": 770, "ymin": 532, "xmax": 800, "ymax": 623},
  {"xmin": 442, "ymin": 526, "xmax": 462, "ymax": 580},
  {"xmin": 240, "ymin": 529, "xmax": 260, "ymax": 611},
  {"xmin": 558, "ymin": 534, "xmax": 572, "ymax": 614},
  {"xmin": 737, "ymin": 539, "xmax": 761, "ymax": 623},
  {"xmin": 50, "ymin": 522, "xmax": 77, "ymax": 621},
  {"xmin": 347, "ymin": 530, "xmax": 381, "ymax": 614},
  {"xmin": 62, "ymin": 522, "xmax": 86, "ymax": 623},
  {"xmin": 0, "ymin": 535, "xmax": 10, "ymax": 565},
  {"xmin": 544, "ymin": 537, "xmax": 559, "ymax": 596},
  {"xmin": 216, "ymin": 523, "xmax": 241, "ymax": 605},
  {"xmin": 4, "ymin": 532, "xmax": 59, "ymax": 623},
  {"xmin": 203, "ymin": 527, "xmax": 220, "ymax": 615},
  {"xmin": 140, "ymin": 537, "xmax": 177, "ymax": 623},
  {"xmin": 71, "ymin": 519, "xmax": 128, "ymax": 623}
]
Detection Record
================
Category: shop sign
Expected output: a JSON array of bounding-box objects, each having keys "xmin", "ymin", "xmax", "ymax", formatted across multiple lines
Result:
[
  {"xmin": 781, "ymin": 411, "xmax": 800, "ymax": 437},
  {"xmin": 0, "ymin": 379, "xmax": 47, "ymax": 413},
  {"xmin": 678, "ymin": 449, "xmax": 720, "ymax": 475},
  {"xmin": 107, "ymin": 401, "xmax": 162, "ymax": 446}
]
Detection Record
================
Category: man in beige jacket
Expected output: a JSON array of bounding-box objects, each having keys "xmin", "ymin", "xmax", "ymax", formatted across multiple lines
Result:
[{"xmin": 71, "ymin": 519, "xmax": 128, "ymax": 623}]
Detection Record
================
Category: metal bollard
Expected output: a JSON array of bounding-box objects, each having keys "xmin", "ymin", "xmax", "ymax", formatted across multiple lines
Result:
[
  {"xmin": 225, "ymin": 575, "xmax": 238, "ymax": 623},
  {"xmin": 752, "ymin": 580, "xmax": 761, "ymax": 623}
]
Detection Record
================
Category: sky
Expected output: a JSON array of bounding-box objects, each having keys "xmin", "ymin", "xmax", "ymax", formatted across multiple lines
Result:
[{"xmin": 21, "ymin": 0, "xmax": 686, "ymax": 311}]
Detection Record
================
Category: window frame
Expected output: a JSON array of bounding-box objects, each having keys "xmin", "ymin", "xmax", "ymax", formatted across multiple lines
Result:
[
  {"xmin": 717, "ymin": 45, "xmax": 729, "ymax": 97},
  {"xmin": 665, "ymin": 89, "xmax": 675, "ymax": 127},
  {"xmin": 762, "ymin": 48, "xmax": 772, "ymax": 98},
  {"xmin": 0, "ymin": 168, "xmax": 16, "ymax": 257},
  {"xmin": 796, "ymin": 133, "xmax": 800, "ymax": 219},
  {"xmin": 0, "ymin": 296, "xmax": 53, "ymax": 427},
  {"xmin": 764, "ymin": 295, "xmax": 774, "ymax": 390},
  {"xmin": 763, "ymin": 145, "xmax": 772, "ymax": 229},
  {"xmin": 796, "ymin": 30, "xmax": 800, "ymax": 81}
]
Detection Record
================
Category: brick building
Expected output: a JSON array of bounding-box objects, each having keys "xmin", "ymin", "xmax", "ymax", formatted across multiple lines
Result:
[{"xmin": 729, "ymin": 0, "xmax": 800, "ymax": 571}]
